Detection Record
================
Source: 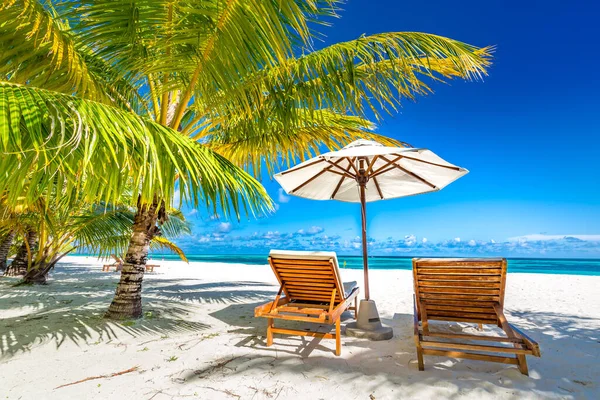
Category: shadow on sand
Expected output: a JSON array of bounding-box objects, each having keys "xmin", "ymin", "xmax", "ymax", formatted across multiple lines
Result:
[
  {"xmin": 206, "ymin": 301, "xmax": 599, "ymax": 398},
  {"xmin": 0, "ymin": 264, "xmax": 276, "ymax": 360}
]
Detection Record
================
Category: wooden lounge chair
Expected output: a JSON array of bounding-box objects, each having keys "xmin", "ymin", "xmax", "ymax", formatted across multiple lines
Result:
[
  {"xmin": 102, "ymin": 255, "xmax": 123, "ymax": 272},
  {"xmin": 145, "ymin": 264, "xmax": 160, "ymax": 272},
  {"xmin": 255, "ymin": 250, "xmax": 360, "ymax": 356},
  {"xmin": 412, "ymin": 258, "xmax": 541, "ymax": 375}
]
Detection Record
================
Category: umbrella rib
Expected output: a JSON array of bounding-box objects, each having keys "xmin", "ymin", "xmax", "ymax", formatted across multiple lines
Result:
[
  {"xmin": 323, "ymin": 159, "xmax": 356, "ymax": 179},
  {"xmin": 379, "ymin": 155, "xmax": 438, "ymax": 189},
  {"xmin": 394, "ymin": 154, "xmax": 463, "ymax": 171},
  {"xmin": 369, "ymin": 155, "xmax": 403, "ymax": 177},
  {"xmin": 371, "ymin": 165, "xmax": 397, "ymax": 179},
  {"xmin": 372, "ymin": 176, "xmax": 384, "ymax": 199},
  {"xmin": 344, "ymin": 157, "xmax": 360, "ymax": 176},
  {"xmin": 366, "ymin": 155, "xmax": 379, "ymax": 175},
  {"xmin": 280, "ymin": 158, "xmax": 325, "ymax": 175},
  {"xmin": 290, "ymin": 158, "xmax": 346, "ymax": 194},
  {"xmin": 330, "ymin": 160, "xmax": 356, "ymax": 199}
]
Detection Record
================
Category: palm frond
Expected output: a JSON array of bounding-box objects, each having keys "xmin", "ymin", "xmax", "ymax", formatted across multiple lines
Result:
[
  {"xmin": 193, "ymin": 33, "xmax": 492, "ymax": 124},
  {"xmin": 150, "ymin": 236, "xmax": 188, "ymax": 263},
  {"xmin": 0, "ymin": 81, "xmax": 273, "ymax": 219},
  {"xmin": 205, "ymin": 108, "xmax": 404, "ymax": 176}
]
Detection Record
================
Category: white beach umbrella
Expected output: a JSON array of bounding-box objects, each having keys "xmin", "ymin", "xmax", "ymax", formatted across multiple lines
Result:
[{"xmin": 274, "ymin": 139, "xmax": 468, "ymax": 300}]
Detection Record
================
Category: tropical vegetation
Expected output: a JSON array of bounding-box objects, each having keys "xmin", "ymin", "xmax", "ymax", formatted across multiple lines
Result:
[{"xmin": 0, "ymin": 0, "xmax": 492, "ymax": 319}]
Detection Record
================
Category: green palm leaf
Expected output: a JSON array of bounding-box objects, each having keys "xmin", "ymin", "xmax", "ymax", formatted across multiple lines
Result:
[
  {"xmin": 204, "ymin": 108, "xmax": 406, "ymax": 176},
  {"xmin": 0, "ymin": 81, "xmax": 272, "ymax": 218},
  {"xmin": 194, "ymin": 32, "xmax": 492, "ymax": 124}
]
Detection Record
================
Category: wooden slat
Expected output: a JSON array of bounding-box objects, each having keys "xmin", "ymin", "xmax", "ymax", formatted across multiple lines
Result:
[
  {"xmin": 423, "ymin": 332, "xmax": 524, "ymax": 344},
  {"xmin": 289, "ymin": 292, "xmax": 333, "ymax": 298},
  {"xmin": 273, "ymin": 262, "xmax": 332, "ymax": 269},
  {"xmin": 425, "ymin": 315, "xmax": 498, "ymax": 324},
  {"xmin": 426, "ymin": 310, "xmax": 497, "ymax": 320},
  {"xmin": 279, "ymin": 270, "xmax": 333, "ymax": 276},
  {"xmin": 271, "ymin": 258, "xmax": 331, "ymax": 266},
  {"xmin": 280, "ymin": 276, "xmax": 335, "ymax": 283},
  {"xmin": 418, "ymin": 281, "xmax": 501, "ymax": 288},
  {"xmin": 288, "ymin": 289, "xmax": 335, "ymax": 296},
  {"xmin": 419, "ymin": 293, "xmax": 500, "ymax": 302},
  {"xmin": 275, "ymin": 306, "xmax": 327, "ymax": 315},
  {"xmin": 287, "ymin": 289, "xmax": 333, "ymax": 295},
  {"xmin": 424, "ymin": 304, "xmax": 495, "ymax": 313},
  {"xmin": 416, "ymin": 261, "xmax": 502, "ymax": 267},
  {"xmin": 418, "ymin": 275, "xmax": 501, "ymax": 282},
  {"xmin": 286, "ymin": 282, "xmax": 335, "ymax": 288},
  {"xmin": 417, "ymin": 268, "xmax": 502, "ymax": 275},
  {"xmin": 422, "ymin": 349, "xmax": 518, "ymax": 365},
  {"xmin": 421, "ymin": 341, "xmax": 533, "ymax": 355},
  {"xmin": 419, "ymin": 287, "xmax": 500, "ymax": 294},
  {"xmin": 422, "ymin": 299, "xmax": 498, "ymax": 307},
  {"xmin": 265, "ymin": 314, "xmax": 326, "ymax": 323},
  {"xmin": 288, "ymin": 302, "xmax": 330, "ymax": 309}
]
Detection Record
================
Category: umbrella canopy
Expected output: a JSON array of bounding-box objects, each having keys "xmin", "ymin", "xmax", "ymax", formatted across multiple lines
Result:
[{"xmin": 274, "ymin": 139, "xmax": 468, "ymax": 299}]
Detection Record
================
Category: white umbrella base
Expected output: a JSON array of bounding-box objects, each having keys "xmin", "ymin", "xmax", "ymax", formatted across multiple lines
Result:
[{"xmin": 345, "ymin": 299, "xmax": 393, "ymax": 341}]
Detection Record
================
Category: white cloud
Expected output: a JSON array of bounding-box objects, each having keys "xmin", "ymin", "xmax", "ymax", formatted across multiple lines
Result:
[
  {"xmin": 404, "ymin": 234, "xmax": 417, "ymax": 246},
  {"xmin": 217, "ymin": 222, "xmax": 233, "ymax": 233},
  {"xmin": 187, "ymin": 209, "xmax": 198, "ymax": 217},
  {"xmin": 307, "ymin": 226, "xmax": 324, "ymax": 235},
  {"xmin": 454, "ymin": 237, "xmax": 461, "ymax": 243},
  {"xmin": 508, "ymin": 234, "xmax": 600, "ymax": 242},
  {"xmin": 422, "ymin": 237, "xmax": 428, "ymax": 243},
  {"xmin": 278, "ymin": 188, "xmax": 291, "ymax": 204},
  {"xmin": 468, "ymin": 239, "xmax": 477, "ymax": 246}
]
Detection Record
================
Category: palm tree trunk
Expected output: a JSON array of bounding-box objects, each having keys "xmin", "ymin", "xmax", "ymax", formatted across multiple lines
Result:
[
  {"xmin": 105, "ymin": 199, "xmax": 161, "ymax": 320},
  {"xmin": 21, "ymin": 262, "xmax": 51, "ymax": 284},
  {"xmin": 0, "ymin": 230, "xmax": 16, "ymax": 273},
  {"xmin": 4, "ymin": 231, "xmax": 38, "ymax": 277}
]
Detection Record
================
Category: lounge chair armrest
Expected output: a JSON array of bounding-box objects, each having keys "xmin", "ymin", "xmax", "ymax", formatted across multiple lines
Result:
[
  {"xmin": 413, "ymin": 295, "xmax": 419, "ymax": 337},
  {"xmin": 509, "ymin": 323, "xmax": 541, "ymax": 357},
  {"xmin": 493, "ymin": 304, "xmax": 541, "ymax": 357},
  {"xmin": 254, "ymin": 297, "xmax": 289, "ymax": 317},
  {"xmin": 328, "ymin": 287, "xmax": 360, "ymax": 322}
]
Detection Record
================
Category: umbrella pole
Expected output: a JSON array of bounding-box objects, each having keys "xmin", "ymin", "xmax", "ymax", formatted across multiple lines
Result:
[
  {"xmin": 360, "ymin": 182, "xmax": 370, "ymax": 301},
  {"xmin": 347, "ymin": 178, "xmax": 392, "ymax": 340}
]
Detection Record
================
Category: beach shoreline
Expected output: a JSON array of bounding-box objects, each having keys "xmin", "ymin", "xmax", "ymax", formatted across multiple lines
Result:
[{"xmin": 1, "ymin": 256, "xmax": 599, "ymax": 399}]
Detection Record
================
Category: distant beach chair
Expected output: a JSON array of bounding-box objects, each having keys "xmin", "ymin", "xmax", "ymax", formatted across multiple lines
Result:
[
  {"xmin": 102, "ymin": 255, "xmax": 123, "ymax": 272},
  {"xmin": 145, "ymin": 263, "xmax": 160, "ymax": 272},
  {"xmin": 412, "ymin": 258, "xmax": 541, "ymax": 375},
  {"xmin": 254, "ymin": 250, "xmax": 359, "ymax": 356}
]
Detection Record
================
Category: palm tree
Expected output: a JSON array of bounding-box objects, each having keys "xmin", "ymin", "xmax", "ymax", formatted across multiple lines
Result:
[
  {"xmin": 1, "ymin": 0, "xmax": 492, "ymax": 318},
  {"xmin": 0, "ymin": 195, "xmax": 192, "ymax": 284}
]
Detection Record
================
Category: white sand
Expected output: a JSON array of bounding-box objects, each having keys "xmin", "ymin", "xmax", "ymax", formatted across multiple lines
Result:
[{"xmin": 1, "ymin": 256, "xmax": 599, "ymax": 399}]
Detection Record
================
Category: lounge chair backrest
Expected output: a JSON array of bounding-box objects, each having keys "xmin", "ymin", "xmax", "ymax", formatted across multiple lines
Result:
[
  {"xmin": 413, "ymin": 258, "xmax": 507, "ymax": 325},
  {"xmin": 269, "ymin": 250, "xmax": 345, "ymax": 303}
]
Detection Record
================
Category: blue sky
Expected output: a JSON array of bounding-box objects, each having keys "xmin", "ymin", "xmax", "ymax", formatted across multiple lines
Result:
[{"xmin": 177, "ymin": 0, "xmax": 600, "ymax": 258}]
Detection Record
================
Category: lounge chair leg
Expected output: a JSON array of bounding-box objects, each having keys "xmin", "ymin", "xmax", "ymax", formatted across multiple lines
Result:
[
  {"xmin": 516, "ymin": 354, "xmax": 529, "ymax": 375},
  {"xmin": 335, "ymin": 319, "xmax": 341, "ymax": 356},
  {"xmin": 416, "ymin": 346, "xmax": 424, "ymax": 371},
  {"xmin": 266, "ymin": 319, "xmax": 274, "ymax": 347},
  {"xmin": 354, "ymin": 297, "xmax": 358, "ymax": 319},
  {"xmin": 478, "ymin": 323, "xmax": 483, "ymax": 331}
]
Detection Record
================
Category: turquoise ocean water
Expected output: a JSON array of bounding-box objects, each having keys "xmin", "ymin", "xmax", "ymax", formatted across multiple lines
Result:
[{"xmin": 147, "ymin": 254, "xmax": 600, "ymax": 276}]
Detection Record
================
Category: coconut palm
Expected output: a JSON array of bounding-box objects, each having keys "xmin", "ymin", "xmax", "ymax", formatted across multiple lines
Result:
[
  {"xmin": 1, "ymin": 0, "xmax": 492, "ymax": 318},
  {"xmin": 0, "ymin": 195, "xmax": 192, "ymax": 284}
]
